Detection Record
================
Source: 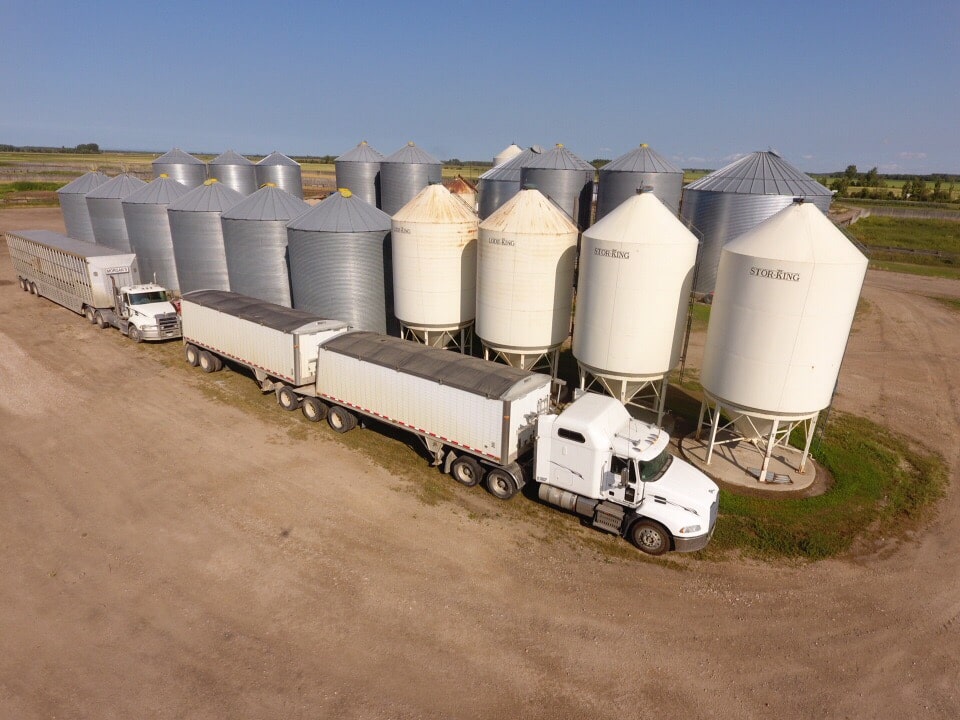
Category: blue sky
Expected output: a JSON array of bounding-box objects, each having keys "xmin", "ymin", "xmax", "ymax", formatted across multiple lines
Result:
[{"xmin": 3, "ymin": 0, "xmax": 957, "ymax": 173}]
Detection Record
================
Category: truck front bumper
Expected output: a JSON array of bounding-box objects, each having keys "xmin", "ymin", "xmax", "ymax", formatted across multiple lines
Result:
[{"xmin": 673, "ymin": 531, "xmax": 713, "ymax": 553}]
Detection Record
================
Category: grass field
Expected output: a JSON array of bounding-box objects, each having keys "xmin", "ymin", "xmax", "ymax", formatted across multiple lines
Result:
[{"xmin": 845, "ymin": 215, "xmax": 960, "ymax": 253}]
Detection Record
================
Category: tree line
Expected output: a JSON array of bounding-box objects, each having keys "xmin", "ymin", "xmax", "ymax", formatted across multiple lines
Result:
[
  {"xmin": 819, "ymin": 165, "xmax": 958, "ymax": 202},
  {"xmin": 0, "ymin": 143, "xmax": 100, "ymax": 154}
]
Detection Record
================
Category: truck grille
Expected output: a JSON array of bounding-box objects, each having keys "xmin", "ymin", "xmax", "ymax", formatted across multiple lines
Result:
[{"xmin": 158, "ymin": 313, "xmax": 181, "ymax": 337}]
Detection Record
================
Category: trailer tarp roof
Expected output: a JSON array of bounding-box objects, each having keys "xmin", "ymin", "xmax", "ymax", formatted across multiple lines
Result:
[
  {"xmin": 320, "ymin": 331, "xmax": 551, "ymax": 400},
  {"xmin": 183, "ymin": 290, "xmax": 349, "ymax": 334}
]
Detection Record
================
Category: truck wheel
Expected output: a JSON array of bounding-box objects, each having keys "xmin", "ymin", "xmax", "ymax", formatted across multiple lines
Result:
[
  {"xmin": 127, "ymin": 325, "xmax": 142, "ymax": 343},
  {"xmin": 629, "ymin": 520, "xmax": 671, "ymax": 556},
  {"xmin": 19, "ymin": 277, "xmax": 27, "ymax": 291},
  {"xmin": 450, "ymin": 456, "xmax": 482, "ymax": 487},
  {"xmin": 29, "ymin": 282, "xmax": 39, "ymax": 296},
  {"xmin": 94, "ymin": 311, "xmax": 108, "ymax": 329},
  {"xmin": 327, "ymin": 406, "xmax": 357, "ymax": 433},
  {"xmin": 277, "ymin": 386, "xmax": 301, "ymax": 410},
  {"xmin": 198, "ymin": 350, "xmax": 220, "ymax": 373},
  {"xmin": 184, "ymin": 344, "xmax": 200, "ymax": 367},
  {"xmin": 84, "ymin": 307, "xmax": 96, "ymax": 323},
  {"xmin": 486, "ymin": 468, "xmax": 518, "ymax": 500},
  {"xmin": 301, "ymin": 397, "xmax": 327, "ymax": 422}
]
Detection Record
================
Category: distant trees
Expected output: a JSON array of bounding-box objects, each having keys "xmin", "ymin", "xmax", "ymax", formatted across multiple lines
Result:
[
  {"xmin": 824, "ymin": 165, "xmax": 960, "ymax": 203},
  {"xmin": 0, "ymin": 142, "xmax": 100, "ymax": 154}
]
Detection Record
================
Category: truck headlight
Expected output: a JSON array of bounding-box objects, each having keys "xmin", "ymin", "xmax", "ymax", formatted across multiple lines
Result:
[{"xmin": 679, "ymin": 525, "xmax": 701, "ymax": 534}]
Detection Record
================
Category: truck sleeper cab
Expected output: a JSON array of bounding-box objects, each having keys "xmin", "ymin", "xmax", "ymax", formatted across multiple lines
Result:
[{"xmin": 535, "ymin": 393, "xmax": 719, "ymax": 554}]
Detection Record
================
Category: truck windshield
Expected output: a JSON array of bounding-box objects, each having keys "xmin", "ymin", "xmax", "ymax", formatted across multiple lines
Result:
[
  {"xmin": 129, "ymin": 291, "xmax": 168, "ymax": 305},
  {"xmin": 637, "ymin": 450, "xmax": 672, "ymax": 482}
]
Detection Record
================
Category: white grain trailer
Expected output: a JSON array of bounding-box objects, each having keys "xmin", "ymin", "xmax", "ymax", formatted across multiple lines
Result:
[
  {"xmin": 313, "ymin": 331, "xmax": 553, "ymax": 487},
  {"xmin": 180, "ymin": 290, "xmax": 351, "ymax": 409}
]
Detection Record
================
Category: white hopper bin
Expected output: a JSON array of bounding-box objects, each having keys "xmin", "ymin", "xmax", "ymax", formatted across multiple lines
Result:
[
  {"xmin": 573, "ymin": 191, "xmax": 698, "ymax": 422},
  {"xmin": 697, "ymin": 199, "xmax": 868, "ymax": 483}
]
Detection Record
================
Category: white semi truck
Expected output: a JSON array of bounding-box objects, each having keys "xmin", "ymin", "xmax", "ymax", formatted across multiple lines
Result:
[
  {"xmin": 6, "ymin": 230, "xmax": 181, "ymax": 342},
  {"xmin": 181, "ymin": 291, "xmax": 719, "ymax": 555}
]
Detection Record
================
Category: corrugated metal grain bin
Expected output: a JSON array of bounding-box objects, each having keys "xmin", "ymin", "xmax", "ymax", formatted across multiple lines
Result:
[
  {"xmin": 379, "ymin": 142, "xmax": 442, "ymax": 216},
  {"xmin": 596, "ymin": 144, "xmax": 683, "ymax": 219},
  {"xmin": 519, "ymin": 144, "xmax": 595, "ymax": 229},
  {"xmin": 680, "ymin": 151, "xmax": 832, "ymax": 293},
  {"xmin": 476, "ymin": 146, "xmax": 541, "ymax": 220},
  {"xmin": 152, "ymin": 148, "xmax": 207, "ymax": 188},
  {"xmin": 57, "ymin": 171, "xmax": 109, "ymax": 241},
  {"xmin": 121, "ymin": 175, "xmax": 190, "ymax": 292},
  {"xmin": 255, "ymin": 151, "xmax": 303, "ymax": 198},
  {"xmin": 221, "ymin": 185, "xmax": 310, "ymax": 307},
  {"xmin": 208, "ymin": 150, "xmax": 258, "ymax": 195},
  {"xmin": 85, "ymin": 174, "xmax": 147, "ymax": 251},
  {"xmin": 167, "ymin": 180, "xmax": 245, "ymax": 293},
  {"xmin": 287, "ymin": 189, "xmax": 394, "ymax": 333},
  {"xmin": 335, "ymin": 141, "xmax": 385, "ymax": 208}
]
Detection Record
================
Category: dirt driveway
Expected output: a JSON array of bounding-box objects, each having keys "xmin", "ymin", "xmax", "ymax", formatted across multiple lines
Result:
[{"xmin": 1, "ymin": 208, "xmax": 958, "ymax": 719}]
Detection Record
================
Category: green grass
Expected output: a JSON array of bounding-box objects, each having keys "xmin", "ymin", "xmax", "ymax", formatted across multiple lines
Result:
[
  {"xmin": 845, "ymin": 216, "xmax": 960, "ymax": 254},
  {"xmin": 869, "ymin": 260, "xmax": 960, "ymax": 280},
  {"xmin": 0, "ymin": 181, "xmax": 62, "ymax": 193},
  {"xmin": 932, "ymin": 296, "xmax": 960, "ymax": 312},
  {"xmin": 701, "ymin": 412, "xmax": 947, "ymax": 560}
]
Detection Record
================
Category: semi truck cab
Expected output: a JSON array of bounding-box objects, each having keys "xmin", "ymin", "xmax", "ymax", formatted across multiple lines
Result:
[
  {"xmin": 107, "ymin": 282, "xmax": 181, "ymax": 341},
  {"xmin": 535, "ymin": 393, "xmax": 719, "ymax": 554}
]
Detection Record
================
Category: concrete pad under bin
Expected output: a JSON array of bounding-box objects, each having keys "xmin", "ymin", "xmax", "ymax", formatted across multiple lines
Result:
[{"xmin": 678, "ymin": 432, "xmax": 821, "ymax": 494}]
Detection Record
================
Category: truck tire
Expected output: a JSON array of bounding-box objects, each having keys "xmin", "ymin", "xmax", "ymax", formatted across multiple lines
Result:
[
  {"xmin": 127, "ymin": 324, "xmax": 143, "ymax": 343},
  {"xmin": 485, "ymin": 468, "xmax": 519, "ymax": 500},
  {"xmin": 327, "ymin": 405, "xmax": 357, "ymax": 433},
  {"xmin": 629, "ymin": 520, "xmax": 671, "ymax": 556},
  {"xmin": 184, "ymin": 344, "xmax": 200, "ymax": 367},
  {"xmin": 301, "ymin": 397, "xmax": 327, "ymax": 422},
  {"xmin": 19, "ymin": 277, "xmax": 27, "ymax": 291},
  {"xmin": 198, "ymin": 350, "xmax": 220, "ymax": 373},
  {"xmin": 29, "ymin": 282, "xmax": 39, "ymax": 296},
  {"xmin": 277, "ymin": 386, "xmax": 301, "ymax": 411},
  {"xmin": 84, "ymin": 307, "xmax": 96, "ymax": 323},
  {"xmin": 450, "ymin": 456, "xmax": 482, "ymax": 487},
  {"xmin": 94, "ymin": 311, "xmax": 108, "ymax": 329}
]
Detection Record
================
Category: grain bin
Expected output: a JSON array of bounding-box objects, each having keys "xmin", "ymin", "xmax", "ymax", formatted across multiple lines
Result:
[
  {"xmin": 85, "ymin": 174, "xmax": 147, "ymax": 252},
  {"xmin": 57, "ymin": 171, "xmax": 108, "ymax": 241},
  {"xmin": 152, "ymin": 148, "xmax": 207, "ymax": 188},
  {"xmin": 443, "ymin": 175, "xmax": 477, "ymax": 211},
  {"xmin": 697, "ymin": 200, "xmax": 867, "ymax": 481},
  {"xmin": 391, "ymin": 184, "xmax": 478, "ymax": 351},
  {"xmin": 255, "ymin": 151, "xmax": 303, "ymax": 198},
  {"xmin": 286, "ymin": 189, "xmax": 393, "ymax": 333},
  {"xmin": 335, "ymin": 141, "xmax": 385, "ymax": 208},
  {"xmin": 493, "ymin": 143, "xmax": 523, "ymax": 167},
  {"xmin": 167, "ymin": 179, "xmax": 245, "ymax": 293},
  {"xmin": 379, "ymin": 142, "xmax": 442, "ymax": 215},
  {"xmin": 519, "ymin": 144, "xmax": 595, "ymax": 229},
  {"xmin": 680, "ymin": 151, "xmax": 832, "ymax": 294},
  {"xmin": 208, "ymin": 150, "xmax": 257, "ymax": 195},
  {"xmin": 476, "ymin": 188, "xmax": 579, "ymax": 375},
  {"xmin": 573, "ymin": 191, "xmax": 698, "ymax": 422},
  {"xmin": 476, "ymin": 146, "xmax": 541, "ymax": 220},
  {"xmin": 121, "ymin": 175, "xmax": 190, "ymax": 292},
  {"xmin": 221, "ymin": 184, "xmax": 310, "ymax": 307},
  {"xmin": 596, "ymin": 144, "xmax": 683, "ymax": 220}
]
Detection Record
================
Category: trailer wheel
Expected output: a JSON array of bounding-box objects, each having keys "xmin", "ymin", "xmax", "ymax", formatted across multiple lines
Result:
[
  {"xmin": 327, "ymin": 406, "xmax": 357, "ymax": 433},
  {"xmin": 301, "ymin": 397, "xmax": 327, "ymax": 422},
  {"xmin": 485, "ymin": 468, "xmax": 519, "ymax": 500},
  {"xmin": 277, "ymin": 386, "xmax": 301, "ymax": 411},
  {"xmin": 94, "ymin": 311, "xmax": 108, "ymax": 329},
  {"xmin": 19, "ymin": 277, "xmax": 27, "ymax": 291},
  {"xmin": 198, "ymin": 350, "xmax": 220, "ymax": 373},
  {"xmin": 127, "ymin": 324, "xmax": 143, "ymax": 343},
  {"xmin": 84, "ymin": 307, "xmax": 96, "ymax": 323},
  {"xmin": 450, "ymin": 456, "xmax": 482, "ymax": 487},
  {"xmin": 629, "ymin": 520, "xmax": 671, "ymax": 556},
  {"xmin": 29, "ymin": 282, "xmax": 39, "ymax": 296},
  {"xmin": 184, "ymin": 344, "xmax": 200, "ymax": 367}
]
